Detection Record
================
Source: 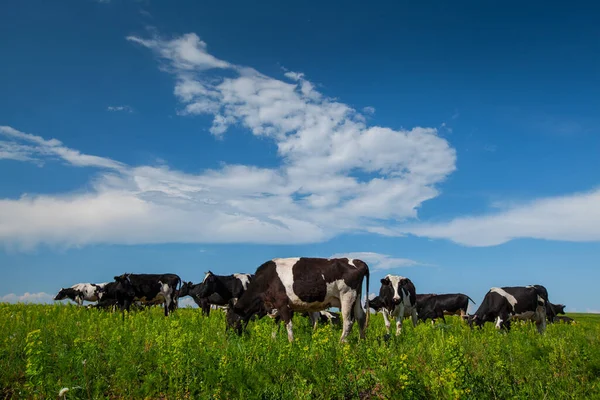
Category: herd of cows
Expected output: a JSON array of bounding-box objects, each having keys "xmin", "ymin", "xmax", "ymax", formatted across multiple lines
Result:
[{"xmin": 53, "ymin": 257, "xmax": 573, "ymax": 342}]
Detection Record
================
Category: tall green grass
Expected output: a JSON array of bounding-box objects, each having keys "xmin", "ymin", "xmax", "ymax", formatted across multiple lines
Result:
[{"xmin": 1, "ymin": 303, "xmax": 599, "ymax": 399}]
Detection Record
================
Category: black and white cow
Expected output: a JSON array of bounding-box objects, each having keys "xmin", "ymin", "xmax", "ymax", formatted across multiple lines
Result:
[
  {"xmin": 179, "ymin": 281, "xmax": 226, "ymax": 315},
  {"xmin": 469, "ymin": 285, "xmax": 549, "ymax": 333},
  {"xmin": 378, "ymin": 275, "xmax": 418, "ymax": 335},
  {"xmin": 113, "ymin": 273, "xmax": 181, "ymax": 317},
  {"xmin": 54, "ymin": 283, "xmax": 108, "ymax": 306},
  {"xmin": 416, "ymin": 293, "xmax": 476, "ymax": 323},
  {"xmin": 548, "ymin": 302, "xmax": 566, "ymax": 320},
  {"xmin": 197, "ymin": 272, "xmax": 253, "ymax": 307},
  {"xmin": 226, "ymin": 257, "xmax": 370, "ymax": 343}
]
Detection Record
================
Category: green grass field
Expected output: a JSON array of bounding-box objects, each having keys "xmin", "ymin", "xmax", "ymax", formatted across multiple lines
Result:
[{"xmin": 2, "ymin": 304, "xmax": 599, "ymax": 399}]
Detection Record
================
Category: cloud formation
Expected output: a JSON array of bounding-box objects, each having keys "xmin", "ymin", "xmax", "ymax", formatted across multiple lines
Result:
[
  {"xmin": 0, "ymin": 32, "xmax": 456, "ymax": 250},
  {"xmin": 401, "ymin": 188, "xmax": 600, "ymax": 246},
  {"xmin": 107, "ymin": 105, "xmax": 133, "ymax": 113},
  {"xmin": 1, "ymin": 292, "xmax": 54, "ymax": 304}
]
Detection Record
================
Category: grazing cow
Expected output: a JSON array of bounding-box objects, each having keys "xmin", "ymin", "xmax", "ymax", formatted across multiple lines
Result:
[
  {"xmin": 179, "ymin": 281, "xmax": 226, "ymax": 315},
  {"xmin": 226, "ymin": 257, "xmax": 370, "ymax": 343},
  {"xmin": 416, "ymin": 293, "xmax": 476, "ymax": 323},
  {"xmin": 368, "ymin": 295, "xmax": 385, "ymax": 313},
  {"xmin": 113, "ymin": 273, "xmax": 181, "ymax": 317},
  {"xmin": 94, "ymin": 282, "xmax": 119, "ymax": 310},
  {"xmin": 54, "ymin": 283, "xmax": 108, "ymax": 306},
  {"xmin": 378, "ymin": 275, "xmax": 418, "ymax": 335},
  {"xmin": 197, "ymin": 272, "xmax": 253, "ymax": 309},
  {"xmin": 469, "ymin": 285, "xmax": 549, "ymax": 333},
  {"xmin": 548, "ymin": 302, "xmax": 566, "ymax": 321}
]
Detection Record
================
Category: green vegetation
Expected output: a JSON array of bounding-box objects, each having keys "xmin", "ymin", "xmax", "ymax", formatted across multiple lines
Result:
[{"xmin": 1, "ymin": 304, "xmax": 599, "ymax": 399}]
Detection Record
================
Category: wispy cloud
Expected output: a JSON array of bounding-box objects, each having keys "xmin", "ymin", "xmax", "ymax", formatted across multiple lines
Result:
[
  {"xmin": 107, "ymin": 105, "xmax": 133, "ymax": 113},
  {"xmin": 362, "ymin": 106, "xmax": 375, "ymax": 115},
  {"xmin": 0, "ymin": 126, "xmax": 125, "ymax": 169},
  {"xmin": 401, "ymin": 188, "xmax": 600, "ymax": 246},
  {"xmin": 1, "ymin": 292, "xmax": 54, "ymax": 304},
  {"xmin": 331, "ymin": 252, "xmax": 427, "ymax": 271}
]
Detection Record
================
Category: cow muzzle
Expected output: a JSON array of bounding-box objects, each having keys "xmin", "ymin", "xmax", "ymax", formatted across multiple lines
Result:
[{"xmin": 392, "ymin": 297, "xmax": 401, "ymax": 305}]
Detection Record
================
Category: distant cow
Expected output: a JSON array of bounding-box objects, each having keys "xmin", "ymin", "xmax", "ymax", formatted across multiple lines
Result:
[
  {"xmin": 179, "ymin": 281, "xmax": 226, "ymax": 315},
  {"xmin": 548, "ymin": 302, "xmax": 566, "ymax": 322},
  {"xmin": 378, "ymin": 275, "xmax": 418, "ymax": 335},
  {"xmin": 226, "ymin": 257, "xmax": 370, "ymax": 343},
  {"xmin": 469, "ymin": 285, "xmax": 549, "ymax": 333},
  {"xmin": 54, "ymin": 283, "xmax": 108, "ymax": 306},
  {"xmin": 113, "ymin": 273, "xmax": 181, "ymax": 317},
  {"xmin": 197, "ymin": 272, "xmax": 253, "ymax": 309},
  {"xmin": 416, "ymin": 293, "xmax": 476, "ymax": 323}
]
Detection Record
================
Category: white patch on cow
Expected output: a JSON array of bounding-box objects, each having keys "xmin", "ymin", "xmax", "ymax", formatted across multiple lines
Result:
[
  {"xmin": 233, "ymin": 273, "xmax": 251, "ymax": 290},
  {"xmin": 202, "ymin": 272, "xmax": 211, "ymax": 283},
  {"xmin": 321, "ymin": 274, "xmax": 325, "ymax": 280},
  {"xmin": 537, "ymin": 295, "xmax": 545, "ymax": 305},
  {"xmin": 495, "ymin": 316, "xmax": 503, "ymax": 329},
  {"xmin": 70, "ymin": 283, "xmax": 103, "ymax": 303},
  {"xmin": 490, "ymin": 287, "xmax": 518, "ymax": 309},
  {"xmin": 347, "ymin": 258, "xmax": 356, "ymax": 267},
  {"xmin": 274, "ymin": 258, "xmax": 350, "ymax": 310}
]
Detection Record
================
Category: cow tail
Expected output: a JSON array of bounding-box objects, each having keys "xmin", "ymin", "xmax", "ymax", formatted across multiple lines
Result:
[
  {"xmin": 467, "ymin": 296, "xmax": 476, "ymax": 305},
  {"xmin": 365, "ymin": 266, "xmax": 370, "ymax": 328}
]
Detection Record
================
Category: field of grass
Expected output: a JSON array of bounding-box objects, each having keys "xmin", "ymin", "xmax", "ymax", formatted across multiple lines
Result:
[{"xmin": 1, "ymin": 304, "xmax": 599, "ymax": 399}]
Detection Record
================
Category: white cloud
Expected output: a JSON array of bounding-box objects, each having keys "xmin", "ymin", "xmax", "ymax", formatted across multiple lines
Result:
[
  {"xmin": 1, "ymin": 292, "xmax": 54, "ymax": 304},
  {"xmin": 362, "ymin": 106, "xmax": 375, "ymax": 115},
  {"xmin": 107, "ymin": 105, "xmax": 133, "ymax": 113},
  {"xmin": 0, "ymin": 126, "xmax": 125, "ymax": 170},
  {"xmin": 0, "ymin": 32, "xmax": 458, "ymax": 250},
  {"xmin": 402, "ymin": 188, "xmax": 600, "ymax": 246},
  {"xmin": 330, "ymin": 252, "xmax": 426, "ymax": 271}
]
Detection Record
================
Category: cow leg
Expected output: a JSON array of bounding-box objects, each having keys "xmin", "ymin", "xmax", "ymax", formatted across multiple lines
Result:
[
  {"xmin": 395, "ymin": 304, "xmax": 405, "ymax": 335},
  {"xmin": 411, "ymin": 307, "xmax": 418, "ymax": 327},
  {"xmin": 340, "ymin": 291, "xmax": 357, "ymax": 343},
  {"xmin": 278, "ymin": 307, "xmax": 294, "ymax": 343},
  {"xmin": 310, "ymin": 312, "xmax": 319, "ymax": 330},
  {"xmin": 353, "ymin": 294, "xmax": 367, "ymax": 340},
  {"xmin": 535, "ymin": 304, "xmax": 547, "ymax": 334},
  {"xmin": 382, "ymin": 308, "xmax": 392, "ymax": 334}
]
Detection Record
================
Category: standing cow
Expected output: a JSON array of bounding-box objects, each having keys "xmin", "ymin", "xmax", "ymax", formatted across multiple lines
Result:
[
  {"xmin": 226, "ymin": 257, "xmax": 370, "ymax": 343},
  {"xmin": 113, "ymin": 273, "xmax": 181, "ymax": 317},
  {"xmin": 378, "ymin": 275, "xmax": 418, "ymax": 335},
  {"xmin": 179, "ymin": 281, "xmax": 226, "ymax": 315},
  {"xmin": 468, "ymin": 285, "xmax": 549, "ymax": 333},
  {"xmin": 54, "ymin": 283, "xmax": 108, "ymax": 306},
  {"xmin": 416, "ymin": 293, "xmax": 476, "ymax": 323},
  {"xmin": 196, "ymin": 272, "xmax": 253, "ymax": 309}
]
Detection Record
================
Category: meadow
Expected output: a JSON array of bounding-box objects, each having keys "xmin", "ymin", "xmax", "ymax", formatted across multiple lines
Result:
[{"xmin": 1, "ymin": 303, "xmax": 599, "ymax": 400}]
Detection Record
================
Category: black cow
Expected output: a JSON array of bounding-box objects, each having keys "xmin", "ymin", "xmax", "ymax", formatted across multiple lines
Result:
[
  {"xmin": 416, "ymin": 293, "xmax": 476, "ymax": 323},
  {"xmin": 226, "ymin": 257, "xmax": 370, "ymax": 343},
  {"xmin": 469, "ymin": 285, "xmax": 549, "ymax": 333},
  {"xmin": 378, "ymin": 275, "xmax": 418, "ymax": 335},
  {"xmin": 554, "ymin": 315, "xmax": 575, "ymax": 324},
  {"xmin": 196, "ymin": 272, "xmax": 253, "ymax": 308},
  {"xmin": 179, "ymin": 281, "xmax": 226, "ymax": 315},
  {"xmin": 548, "ymin": 302, "xmax": 566, "ymax": 321},
  {"xmin": 113, "ymin": 273, "xmax": 181, "ymax": 317}
]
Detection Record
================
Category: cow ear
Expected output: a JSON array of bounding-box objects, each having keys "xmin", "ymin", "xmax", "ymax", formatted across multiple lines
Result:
[{"xmin": 380, "ymin": 278, "xmax": 389, "ymax": 285}]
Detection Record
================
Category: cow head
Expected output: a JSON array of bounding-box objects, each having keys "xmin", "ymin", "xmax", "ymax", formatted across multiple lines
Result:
[
  {"xmin": 198, "ymin": 271, "xmax": 217, "ymax": 298},
  {"xmin": 54, "ymin": 288, "xmax": 68, "ymax": 301},
  {"xmin": 54, "ymin": 288, "xmax": 80, "ymax": 302},
  {"xmin": 553, "ymin": 303, "xmax": 566, "ymax": 315},
  {"xmin": 179, "ymin": 281, "xmax": 193, "ymax": 297},
  {"xmin": 379, "ymin": 275, "xmax": 407, "ymax": 307},
  {"xmin": 113, "ymin": 274, "xmax": 136, "ymax": 298}
]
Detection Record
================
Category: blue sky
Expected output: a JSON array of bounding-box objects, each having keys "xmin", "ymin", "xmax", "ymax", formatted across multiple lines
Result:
[{"xmin": 1, "ymin": 0, "xmax": 599, "ymax": 311}]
